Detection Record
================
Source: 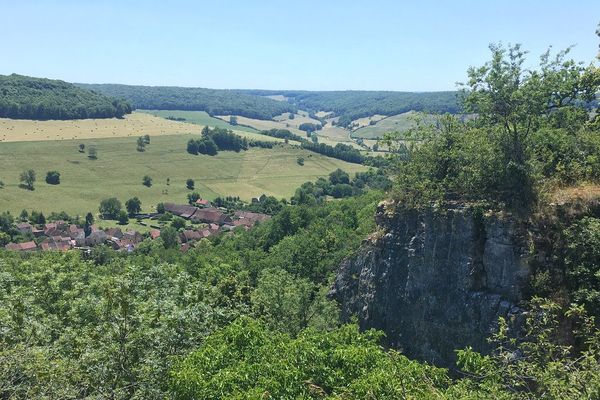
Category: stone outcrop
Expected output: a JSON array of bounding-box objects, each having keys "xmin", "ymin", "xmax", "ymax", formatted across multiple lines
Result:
[{"xmin": 330, "ymin": 202, "xmax": 531, "ymax": 367}]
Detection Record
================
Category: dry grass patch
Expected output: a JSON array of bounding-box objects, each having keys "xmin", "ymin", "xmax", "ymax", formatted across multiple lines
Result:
[{"xmin": 0, "ymin": 112, "xmax": 199, "ymax": 142}]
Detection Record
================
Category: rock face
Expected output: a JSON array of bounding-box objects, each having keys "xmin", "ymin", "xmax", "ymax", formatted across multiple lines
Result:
[{"xmin": 330, "ymin": 202, "xmax": 531, "ymax": 367}]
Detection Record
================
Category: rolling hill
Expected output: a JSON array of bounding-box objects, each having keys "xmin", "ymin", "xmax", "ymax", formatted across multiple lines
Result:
[
  {"xmin": 0, "ymin": 74, "xmax": 132, "ymax": 120},
  {"xmin": 77, "ymin": 83, "xmax": 296, "ymax": 120}
]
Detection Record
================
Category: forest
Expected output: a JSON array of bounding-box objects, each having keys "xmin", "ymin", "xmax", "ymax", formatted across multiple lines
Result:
[
  {"xmin": 238, "ymin": 89, "xmax": 461, "ymax": 127},
  {"xmin": 77, "ymin": 83, "xmax": 296, "ymax": 120},
  {"xmin": 0, "ymin": 74, "xmax": 132, "ymax": 120}
]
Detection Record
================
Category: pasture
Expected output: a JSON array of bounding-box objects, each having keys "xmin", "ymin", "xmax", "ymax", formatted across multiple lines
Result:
[
  {"xmin": 0, "ymin": 112, "xmax": 199, "ymax": 142},
  {"xmin": 352, "ymin": 111, "xmax": 437, "ymax": 139},
  {"xmin": 138, "ymin": 110, "xmax": 257, "ymax": 133},
  {"xmin": 0, "ymin": 134, "xmax": 368, "ymax": 215}
]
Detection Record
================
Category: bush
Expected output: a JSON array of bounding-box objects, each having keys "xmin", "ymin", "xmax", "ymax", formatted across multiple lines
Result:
[
  {"xmin": 186, "ymin": 179, "xmax": 194, "ymax": 190},
  {"xmin": 142, "ymin": 175, "xmax": 152, "ymax": 187},
  {"xmin": 45, "ymin": 171, "xmax": 60, "ymax": 185}
]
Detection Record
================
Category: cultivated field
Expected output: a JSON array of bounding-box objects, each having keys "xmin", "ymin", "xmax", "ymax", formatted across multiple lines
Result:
[
  {"xmin": 0, "ymin": 112, "xmax": 199, "ymax": 142},
  {"xmin": 352, "ymin": 111, "xmax": 437, "ymax": 139},
  {"xmin": 0, "ymin": 134, "xmax": 368, "ymax": 215}
]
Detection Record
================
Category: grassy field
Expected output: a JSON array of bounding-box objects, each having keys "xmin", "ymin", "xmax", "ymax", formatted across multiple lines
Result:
[
  {"xmin": 216, "ymin": 115, "xmax": 305, "ymax": 136},
  {"xmin": 0, "ymin": 112, "xmax": 199, "ymax": 142},
  {"xmin": 0, "ymin": 134, "xmax": 368, "ymax": 215},
  {"xmin": 351, "ymin": 114, "xmax": 387, "ymax": 129},
  {"xmin": 138, "ymin": 110, "xmax": 256, "ymax": 133},
  {"xmin": 352, "ymin": 111, "xmax": 437, "ymax": 139}
]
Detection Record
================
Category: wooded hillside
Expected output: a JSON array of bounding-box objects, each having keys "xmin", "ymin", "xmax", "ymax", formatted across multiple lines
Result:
[{"xmin": 0, "ymin": 74, "xmax": 132, "ymax": 120}]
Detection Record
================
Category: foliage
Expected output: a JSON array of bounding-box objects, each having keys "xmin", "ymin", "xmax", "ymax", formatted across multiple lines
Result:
[
  {"xmin": 117, "ymin": 209, "xmax": 129, "ymax": 224},
  {"xmin": 239, "ymin": 89, "xmax": 460, "ymax": 128},
  {"xmin": 99, "ymin": 197, "xmax": 122, "ymax": 219},
  {"xmin": 564, "ymin": 217, "xmax": 600, "ymax": 318},
  {"xmin": 387, "ymin": 44, "xmax": 600, "ymax": 208},
  {"xmin": 142, "ymin": 175, "xmax": 153, "ymax": 187},
  {"xmin": 170, "ymin": 319, "xmax": 450, "ymax": 399},
  {"xmin": 45, "ymin": 170, "xmax": 60, "ymax": 185},
  {"xmin": 185, "ymin": 178, "xmax": 194, "ymax": 190},
  {"xmin": 125, "ymin": 197, "xmax": 142, "ymax": 216},
  {"xmin": 19, "ymin": 169, "xmax": 36, "ymax": 190},
  {"xmin": 0, "ymin": 74, "xmax": 132, "ymax": 120},
  {"xmin": 259, "ymin": 128, "xmax": 305, "ymax": 142},
  {"xmin": 78, "ymin": 83, "xmax": 295, "ymax": 120},
  {"xmin": 301, "ymin": 141, "xmax": 364, "ymax": 164},
  {"xmin": 453, "ymin": 298, "xmax": 600, "ymax": 399},
  {"xmin": 136, "ymin": 136, "xmax": 146, "ymax": 152}
]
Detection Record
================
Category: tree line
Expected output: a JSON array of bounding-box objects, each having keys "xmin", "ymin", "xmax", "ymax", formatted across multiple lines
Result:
[
  {"xmin": 0, "ymin": 74, "xmax": 132, "ymax": 120},
  {"xmin": 77, "ymin": 83, "xmax": 296, "ymax": 120}
]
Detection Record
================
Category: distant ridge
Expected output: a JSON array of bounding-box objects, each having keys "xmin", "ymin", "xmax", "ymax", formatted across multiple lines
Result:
[
  {"xmin": 76, "ymin": 83, "xmax": 296, "ymax": 120},
  {"xmin": 0, "ymin": 74, "xmax": 132, "ymax": 120}
]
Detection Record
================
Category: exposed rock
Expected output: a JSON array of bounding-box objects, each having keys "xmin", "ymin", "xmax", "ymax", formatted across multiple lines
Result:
[{"xmin": 330, "ymin": 202, "xmax": 531, "ymax": 367}]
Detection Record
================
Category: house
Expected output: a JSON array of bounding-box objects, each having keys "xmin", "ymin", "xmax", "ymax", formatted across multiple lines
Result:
[
  {"xmin": 181, "ymin": 230, "xmax": 202, "ymax": 243},
  {"xmin": 123, "ymin": 230, "xmax": 143, "ymax": 243},
  {"xmin": 68, "ymin": 225, "xmax": 86, "ymax": 246},
  {"xmin": 150, "ymin": 229, "xmax": 161, "ymax": 239},
  {"xmin": 40, "ymin": 236, "xmax": 71, "ymax": 251},
  {"xmin": 233, "ymin": 211, "xmax": 271, "ymax": 223},
  {"xmin": 163, "ymin": 203, "xmax": 198, "ymax": 219},
  {"xmin": 86, "ymin": 230, "xmax": 108, "ymax": 246},
  {"xmin": 5, "ymin": 241, "xmax": 37, "ymax": 252},
  {"xmin": 106, "ymin": 227, "xmax": 123, "ymax": 239},
  {"xmin": 32, "ymin": 228, "xmax": 45, "ymax": 237},
  {"xmin": 191, "ymin": 208, "xmax": 232, "ymax": 225},
  {"xmin": 195, "ymin": 198, "xmax": 211, "ymax": 208},
  {"xmin": 16, "ymin": 222, "xmax": 33, "ymax": 234}
]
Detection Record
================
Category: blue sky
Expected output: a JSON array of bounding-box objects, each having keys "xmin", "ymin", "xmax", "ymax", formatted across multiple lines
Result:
[{"xmin": 1, "ymin": 0, "xmax": 598, "ymax": 91}]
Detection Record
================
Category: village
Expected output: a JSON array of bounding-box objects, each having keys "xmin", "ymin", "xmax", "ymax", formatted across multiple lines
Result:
[{"xmin": 3, "ymin": 197, "xmax": 271, "ymax": 253}]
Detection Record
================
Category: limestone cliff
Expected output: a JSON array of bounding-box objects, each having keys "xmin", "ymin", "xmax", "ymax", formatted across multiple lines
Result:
[{"xmin": 330, "ymin": 202, "xmax": 532, "ymax": 367}]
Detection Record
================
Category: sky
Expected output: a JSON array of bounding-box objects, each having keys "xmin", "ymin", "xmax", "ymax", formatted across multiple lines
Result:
[{"xmin": 1, "ymin": 0, "xmax": 599, "ymax": 91}]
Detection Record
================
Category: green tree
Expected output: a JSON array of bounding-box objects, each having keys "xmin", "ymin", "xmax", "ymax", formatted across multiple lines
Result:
[
  {"xmin": 143, "ymin": 134, "xmax": 150, "ymax": 144},
  {"xmin": 20, "ymin": 169, "xmax": 36, "ymax": 190},
  {"xmin": 136, "ymin": 136, "xmax": 146, "ymax": 152},
  {"xmin": 187, "ymin": 192, "xmax": 200, "ymax": 204},
  {"xmin": 229, "ymin": 115, "xmax": 238, "ymax": 126},
  {"xmin": 45, "ymin": 171, "xmax": 60, "ymax": 185},
  {"xmin": 79, "ymin": 143, "xmax": 85, "ymax": 153},
  {"xmin": 171, "ymin": 217, "xmax": 186, "ymax": 230},
  {"xmin": 99, "ymin": 197, "xmax": 122, "ymax": 219},
  {"xmin": 142, "ymin": 175, "xmax": 152, "ymax": 187},
  {"xmin": 117, "ymin": 210, "xmax": 129, "ymax": 225},
  {"xmin": 160, "ymin": 226, "xmax": 179, "ymax": 248},
  {"xmin": 186, "ymin": 178, "xmax": 194, "ymax": 190},
  {"xmin": 156, "ymin": 203, "xmax": 165, "ymax": 214},
  {"xmin": 125, "ymin": 197, "xmax": 142, "ymax": 216}
]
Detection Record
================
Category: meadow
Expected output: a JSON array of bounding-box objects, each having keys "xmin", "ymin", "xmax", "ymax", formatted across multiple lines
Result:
[
  {"xmin": 0, "ymin": 134, "xmax": 367, "ymax": 215},
  {"xmin": 138, "ymin": 109, "xmax": 256, "ymax": 133},
  {"xmin": 352, "ymin": 111, "xmax": 437, "ymax": 139},
  {"xmin": 0, "ymin": 112, "xmax": 203, "ymax": 142}
]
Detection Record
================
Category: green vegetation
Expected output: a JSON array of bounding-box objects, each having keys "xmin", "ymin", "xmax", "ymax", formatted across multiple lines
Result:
[
  {"xmin": 0, "ymin": 74, "xmax": 132, "ymax": 120},
  {"xmin": 78, "ymin": 83, "xmax": 296, "ymax": 120},
  {"xmin": 19, "ymin": 169, "xmax": 36, "ymax": 190},
  {"xmin": 387, "ymin": 44, "xmax": 600, "ymax": 208},
  {"xmin": 0, "ymin": 134, "xmax": 367, "ymax": 214},
  {"xmin": 352, "ymin": 111, "xmax": 439, "ymax": 139},
  {"xmin": 239, "ymin": 89, "xmax": 460, "ymax": 127},
  {"xmin": 45, "ymin": 170, "xmax": 60, "ymax": 185},
  {"xmin": 138, "ymin": 109, "xmax": 257, "ymax": 133}
]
